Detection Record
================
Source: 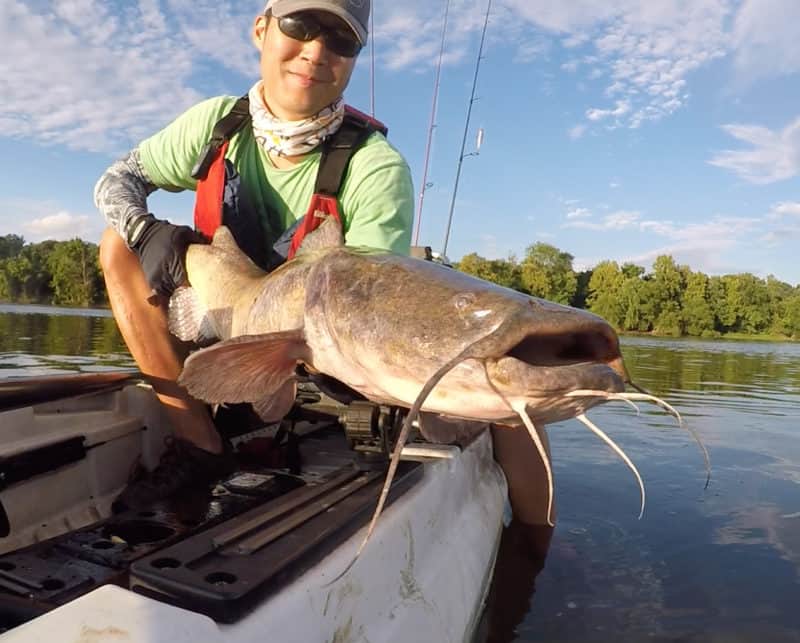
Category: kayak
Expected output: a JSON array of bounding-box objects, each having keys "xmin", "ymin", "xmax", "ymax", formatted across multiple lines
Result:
[{"xmin": 0, "ymin": 372, "xmax": 507, "ymax": 642}]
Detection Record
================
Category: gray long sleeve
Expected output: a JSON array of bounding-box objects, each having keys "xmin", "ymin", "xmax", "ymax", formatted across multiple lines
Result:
[{"xmin": 93, "ymin": 148, "xmax": 160, "ymax": 247}]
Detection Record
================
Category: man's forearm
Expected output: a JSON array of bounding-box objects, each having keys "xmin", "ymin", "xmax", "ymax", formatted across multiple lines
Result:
[{"xmin": 93, "ymin": 148, "xmax": 159, "ymax": 247}]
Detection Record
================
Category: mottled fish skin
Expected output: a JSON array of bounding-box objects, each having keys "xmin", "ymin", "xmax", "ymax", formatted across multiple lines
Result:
[{"xmin": 170, "ymin": 224, "xmax": 626, "ymax": 426}]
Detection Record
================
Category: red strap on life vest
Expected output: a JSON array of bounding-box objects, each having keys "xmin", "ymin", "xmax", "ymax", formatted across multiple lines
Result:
[
  {"xmin": 287, "ymin": 194, "xmax": 342, "ymax": 260},
  {"xmin": 193, "ymin": 145, "xmax": 343, "ymax": 260},
  {"xmin": 193, "ymin": 140, "xmax": 229, "ymax": 241}
]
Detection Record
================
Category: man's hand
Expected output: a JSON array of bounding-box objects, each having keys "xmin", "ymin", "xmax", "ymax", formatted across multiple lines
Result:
[{"xmin": 130, "ymin": 214, "xmax": 204, "ymax": 298}]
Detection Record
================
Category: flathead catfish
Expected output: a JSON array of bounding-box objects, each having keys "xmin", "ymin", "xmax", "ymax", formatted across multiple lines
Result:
[
  {"xmin": 169, "ymin": 222, "xmax": 707, "ymax": 561},
  {"xmin": 170, "ymin": 222, "xmax": 627, "ymax": 426}
]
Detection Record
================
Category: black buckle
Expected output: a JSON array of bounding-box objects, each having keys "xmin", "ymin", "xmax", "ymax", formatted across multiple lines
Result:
[{"xmin": 191, "ymin": 142, "xmax": 221, "ymax": 180}]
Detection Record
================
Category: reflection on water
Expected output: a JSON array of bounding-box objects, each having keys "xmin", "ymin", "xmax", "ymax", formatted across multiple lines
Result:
[
  {"xmin": 483, "ymin": 335, "xmax": 800, "ymax": 642},
  {"xmin": 0, "ymin": 304, "xmax": 134, "ymax": 377},
  {"xmin": 2, "ymin": 307, "xmax": 800, "ymax": 640}
]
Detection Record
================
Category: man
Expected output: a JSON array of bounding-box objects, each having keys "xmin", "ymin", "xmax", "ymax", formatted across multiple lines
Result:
[
  {"xmin": 96, "ymin": 0, "xmax": 413, "ymax": 507},
  {"xmin": 95, "ymin": 0, "xmax": 555, "ymax": 541}
]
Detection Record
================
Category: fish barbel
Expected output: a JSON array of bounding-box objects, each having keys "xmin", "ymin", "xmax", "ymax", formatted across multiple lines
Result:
[{"xmin": 168, "ymin": 222, "xmax": 708, "ymax": 572}]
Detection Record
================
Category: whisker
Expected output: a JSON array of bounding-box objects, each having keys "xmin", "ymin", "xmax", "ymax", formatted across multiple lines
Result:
[
  {"xmin": 510, "ymin": 400, "xmax": 555, "ymax": 527},
  {"xmin": 325, "ymin": 342, "xmax": 479, "ymax": 585},
  {"xmin": 576, "ymin": 413, "xmax": 646, "ymax": 519},
  {"xmin": 565, "ymin": 389, "xmax": 642, "ymax": 415},
  {"xmin": 616, "ymin": 391, "xmax": 711, "ymax": 488},
  {"xmin": 617, "ymin": 392, "xmax": 682, "ymax": 424}
]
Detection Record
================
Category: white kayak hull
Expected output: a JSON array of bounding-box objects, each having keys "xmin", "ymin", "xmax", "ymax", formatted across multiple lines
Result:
[{"xmin": 0, "ymin": 376, "xmax": 507, "ymax": 642}]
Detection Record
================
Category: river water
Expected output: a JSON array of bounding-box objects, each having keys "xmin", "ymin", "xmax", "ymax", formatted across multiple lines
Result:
[{"xmin": 1, "ymin": 304, "xmax": 799, "ymax": 641}]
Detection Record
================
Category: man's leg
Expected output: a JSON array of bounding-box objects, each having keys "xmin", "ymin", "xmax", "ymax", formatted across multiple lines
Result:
[
  {"xmin": 99, "ymin": 228, "xmax": 222, "ymax": 454},
  {"xmin": 491, "ymin": 423, "xmax": 554, "ymax": 525},
  {"xmin": 481, "ymin": 425, "xmax": 555, "ymax": 641}
]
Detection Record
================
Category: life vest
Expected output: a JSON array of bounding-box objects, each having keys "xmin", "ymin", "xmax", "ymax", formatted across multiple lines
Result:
[{"xmin": 190, "ymin": 96, "xmax": 387, "ymax": 265}]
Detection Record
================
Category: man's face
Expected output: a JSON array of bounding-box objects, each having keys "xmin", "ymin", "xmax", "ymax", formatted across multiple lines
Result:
[{"xmin": 252, "ymin": 12, "xmax": 358, "ymax": 121}]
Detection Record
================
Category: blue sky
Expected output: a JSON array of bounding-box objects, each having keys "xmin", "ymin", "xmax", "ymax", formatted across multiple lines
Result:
[{"xmin": 1, "ymin": 0, "xmax": 799, "ymax": 284}]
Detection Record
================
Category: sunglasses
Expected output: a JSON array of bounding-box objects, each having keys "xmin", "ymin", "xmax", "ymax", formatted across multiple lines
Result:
[{"xmin": 273, "ymin": 11, "xmax": 363, "ymax": 58}]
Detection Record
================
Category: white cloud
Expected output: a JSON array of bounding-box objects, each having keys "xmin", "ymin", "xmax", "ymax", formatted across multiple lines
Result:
[
  {"xmin": 568, "ymin": 124, "xmax": 587, "ymax": 139},
  {"xmin": 586, "ymin": 99, "xmax": 631, "ymax": 122},
  {"xmin": 639, "ymin": 216, "xmax": 759, "ymax": 242},
  {"xmin": 374, "ymin": 1, "xmax": 484, "ymax": 72},
  {"xmin": 574, "ymin": 212, "xmax": 764, "ymax": 276},
  {"xmin": 708, "ymin": 116, "xmax": 800, "ymax": 184},
  {"xmin": 500, "ymin": 0, "xmax": 732, "ymax": 130},
  {"xmin": 771, "ymin": 202, "xmax": 800, "ymax": 218},
  {"xmin": 0, "ymin": 0, "xmax": 258, "ymax": 154},
  {"xmin": 762, "ymin": 203, "xmax": 800, "ymax": 243},
  {"xmin": 24, "ymin": 212, "xmax": 91, "ymax": 239},
  {"xmin": 566, "ymin": 207, "xmax": 592, "ymax": 219},
  {"xmin": 0, "ymin": 199, "xmax": 104, "ymax": 242},
  {"xmin": 565, "ymin": 209, "xmax": 641, "ymax": 230},
  {"xmin": 731, "ymin": 0, "xmax": 800, "ymax": 82},
  {"xmin": 513, "ymin": 39, "xmax": 549, "ymax": 64},
  {"xmin": 4, "ymin": 0, "xmax": 798, "ymax": 157}
]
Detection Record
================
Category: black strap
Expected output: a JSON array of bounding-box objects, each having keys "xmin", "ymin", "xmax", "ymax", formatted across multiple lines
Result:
[
  {"xmin": 314, "ymin": 114, "xmax": 375, "ymax": 196},
  {"xmin": 191, "ymin": 96, "xmax": 252, "ymax": 179},
  {"xmin": 212, "ymin": 96, "xmax": 251, "ymax": 144}
]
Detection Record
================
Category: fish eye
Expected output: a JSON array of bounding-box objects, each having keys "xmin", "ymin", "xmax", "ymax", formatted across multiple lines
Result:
[{"xmin": 453, "ymin": 293, "xmax": 476, "ymax": 310}]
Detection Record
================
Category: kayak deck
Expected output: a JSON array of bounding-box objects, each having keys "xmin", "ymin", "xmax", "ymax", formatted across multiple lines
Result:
[
  {"xmin": 0, "ymin": 375, "xmax": 507, "ymax": 642},
  {"xmin": 0, "ymin": 411, "xmax": 420, "ymax": 627}
]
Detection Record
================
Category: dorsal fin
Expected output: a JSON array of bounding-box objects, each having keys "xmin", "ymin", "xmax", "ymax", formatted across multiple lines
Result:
[
  {"xmin": 295, "ymin": 215, "xmax": 344, "ymax": 257},
  {"xmin": 186, "ymin": 226, "xmax": 265, "ymax": 280}
]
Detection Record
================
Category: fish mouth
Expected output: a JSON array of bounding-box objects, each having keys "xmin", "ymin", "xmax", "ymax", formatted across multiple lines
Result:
[
  {"xmin": 502, "ymin": 323, "xmax": 630, "ymax": 385},
  {"xmin": 486, "ymin": 356, "xmax": 625, "ymax": 400},
  {"xmin": 480, "ymin": 322, "xmax": 629, "ymax": 405},
  {"xmin": 506, "ymin": 329, "xmax": 621, "ymax": 367}
]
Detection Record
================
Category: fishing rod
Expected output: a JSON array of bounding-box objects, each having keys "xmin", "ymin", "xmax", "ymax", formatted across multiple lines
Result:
[
  {"xmin": 413, "ymin": 0, "xmax": 452, "ymax": 246},
  {"xmin": 369, "ymin": 2, "xmax": 376, "ymax": 116},
  {"xmin": 441, "ymin": 0, "xmax": 492, "ymax": 259}
]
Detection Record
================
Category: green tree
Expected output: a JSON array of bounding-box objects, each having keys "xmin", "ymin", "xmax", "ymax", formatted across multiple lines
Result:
[
  {"xmin": 621, "ymin": 263, "xmax": 645, "ymax": 280},
  {"xmin": 0, "ymin": 259, "xmax": 13, "ymax": 300},
  {"xmin": 681, "ymin": 271, "xmax": 715, "ymax": 336},
  {"xmin": 3, "ymin": 254, "xmax": 33, "ymax": 301},
  {"xmin": 456, "ymin": 253, "xmax": 523, "ymax": 291},
  {"xmin": 519, "ymin": 242, "xmax": 577, "ymax": 304},
  {"xmin": 586, "ymin": 261, "xmax": 624, "ymax": 327},
  {"xmin": 620, "ymin": 276, "xmax": 647, "ymax": 331},
  {"xmin": 707, "ymin": 276, "xmax": 728, "ymax": 332},
  {"xmin": 0, "ymin": 234, "xmax": 24, "ymax": 259},
  {"xmin": 781, "ymin": 294, "xmax": 800, "ymax": 338},
  {"xmin": 571, "ymin": 269, "xmax": 592, "ymax": 309},
  {"xmin": 649, "ymin": 255, "xmax": 686, "ymax": 336},
  {"xmin": 47, "ymin": 239, "xmax": 102, "ymax": 306},
  {"xmin": 721, "ymin": 274, "xmax": 771, "ymax": 334},
  {"xmin": 765, "ymin": 275, "xmax": 794, "ymax": 336},
  {"xmin": 737, "ymin": 274, "xmax": 772, "ymax": 334}
]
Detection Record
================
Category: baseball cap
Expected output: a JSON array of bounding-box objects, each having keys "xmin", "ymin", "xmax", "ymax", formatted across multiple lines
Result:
[{"xmin": 264, "ymin": 0, "xmax": 370, "ymax": 45}]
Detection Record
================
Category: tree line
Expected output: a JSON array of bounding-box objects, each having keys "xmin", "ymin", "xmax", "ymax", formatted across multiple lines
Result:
[
  {"xmin": 456, "ymin": 243, "xmax": 800, "ymax": 339},
  {"xmin": 0, "ymin": 234, "xmax": 105, "ymax": 307},
  {"xmin": 2, "ymin": 233, "xmax": 800, "ymax": 339}
]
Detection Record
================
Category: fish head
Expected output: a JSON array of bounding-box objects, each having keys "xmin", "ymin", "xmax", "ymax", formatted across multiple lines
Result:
[{"xmin": 305, "ymin": 250, "xmax": 628, "ymax": 423}]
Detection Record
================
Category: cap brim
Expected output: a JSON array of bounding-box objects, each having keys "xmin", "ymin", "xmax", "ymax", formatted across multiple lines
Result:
[{"xmin": 268, "ymin": 0, "xmax": 367, "ymax": 45}]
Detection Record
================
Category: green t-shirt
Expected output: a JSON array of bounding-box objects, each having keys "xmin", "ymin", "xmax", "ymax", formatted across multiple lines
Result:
[{"xmin": 139, "ymin": 96, "xmax": 413, "ymax": 254}]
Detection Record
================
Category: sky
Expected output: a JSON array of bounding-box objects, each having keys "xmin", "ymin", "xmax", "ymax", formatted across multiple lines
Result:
[{"xmin": 1, "ymin": 0, "xmax": 800, "ymax": 284}]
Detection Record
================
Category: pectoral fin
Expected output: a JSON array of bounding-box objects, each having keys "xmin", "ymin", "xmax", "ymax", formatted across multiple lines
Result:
[
  {"xmin": 179, "ymin": 330, "xmax": 309, "ymax": 405},
  {"xmin": 254, "ymin": 380, "xmax": 298, "ymax": 423}
]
